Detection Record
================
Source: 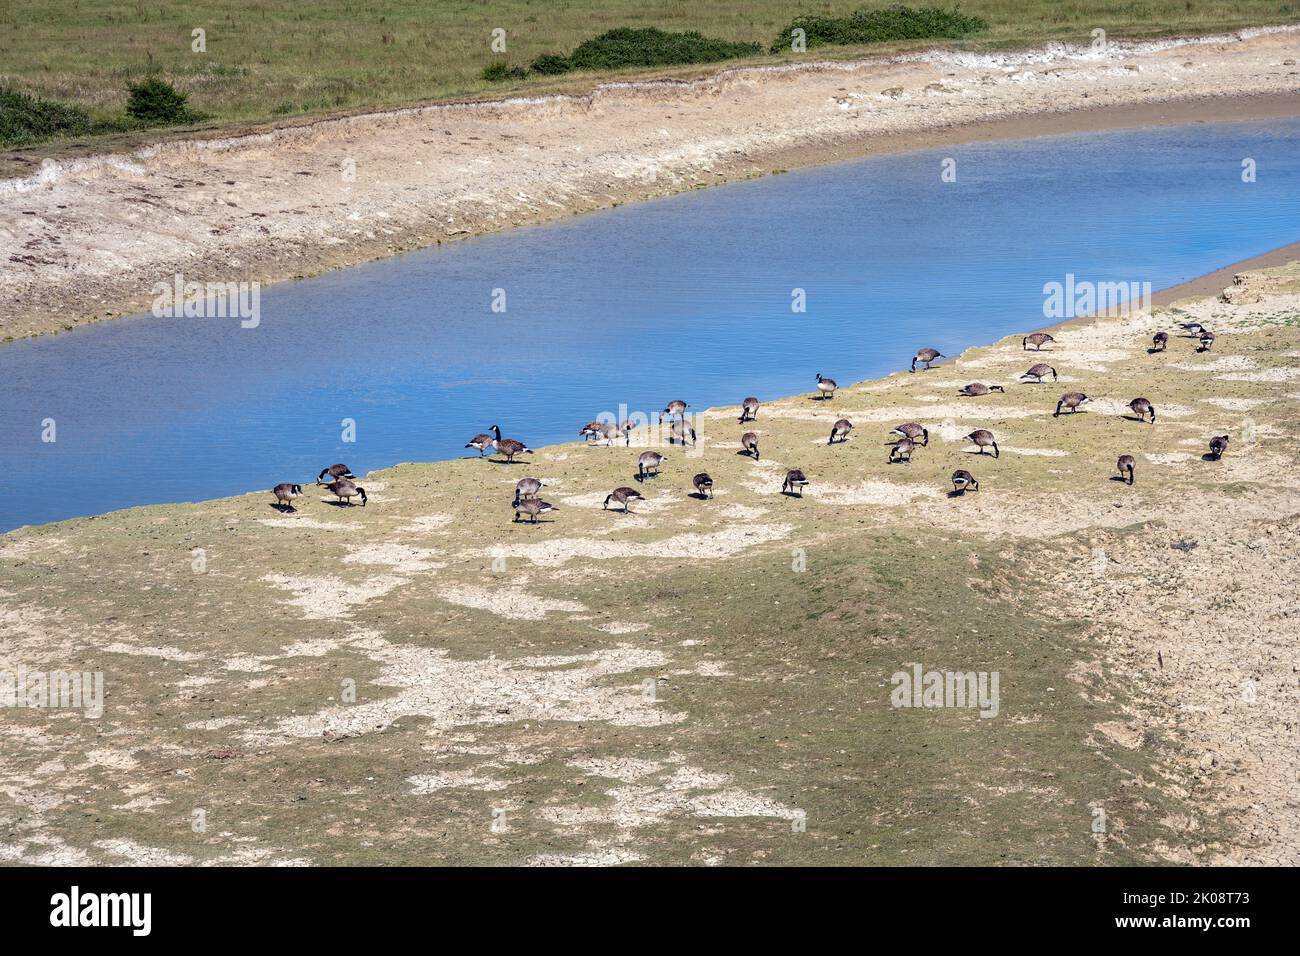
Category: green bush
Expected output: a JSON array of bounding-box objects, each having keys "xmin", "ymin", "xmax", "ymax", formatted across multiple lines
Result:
[
  {"xmin": 529, "ymin": 53, "xmax": 572, "ymax": 76},
  {"xmin": 535, "ymin": 27, "xmax": 761, "ymax": 75},
  {"xmin": 126, "ymin": 77, "xmax": 199, "ymax": 124},
  {"xmin": 0, "ymin": 87, "xmax": 96, "ymax": 147},
  {"xmin": 771, "ymin": 5, "xmax": 987, "ymax": 53},
  {"xmin": 482, "ymin": 62, "xmax": 527, "ymax": 82}
]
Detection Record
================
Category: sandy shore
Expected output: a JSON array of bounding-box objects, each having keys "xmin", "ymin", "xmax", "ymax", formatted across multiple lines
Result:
[{"xmin": 3, "ymin": 27, "xmax": 1299, "ymax": 341}]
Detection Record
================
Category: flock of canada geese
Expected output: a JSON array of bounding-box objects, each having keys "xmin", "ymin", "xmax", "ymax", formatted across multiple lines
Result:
[{"xmin": 270, "ymin": 321, "xmax": 1230, "ymax": 520}]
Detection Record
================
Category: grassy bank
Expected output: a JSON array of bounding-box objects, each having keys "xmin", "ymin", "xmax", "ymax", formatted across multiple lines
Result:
[
  {"xmin": 2, "ymin": 266, "xmax": 1298, "ymax": 864},
  {"xmin": 3, "ymin": 1, "xmax": 1297, "ymax": 152}
]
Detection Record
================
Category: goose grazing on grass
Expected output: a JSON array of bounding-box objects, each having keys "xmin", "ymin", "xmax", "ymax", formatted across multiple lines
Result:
[
  {"xmin": 1116, "ymin": 455, "xmax": 1136, "ymax": 485},
  {"xmin": 1023, "ymin": 332, "xmax": 1055, "ymax": 351},
  {"xmin": 890, "ymin": 422, "xmax": 929, "ymax": 446},
  {"xmin": 466, "ymin": 432, "xmax": 495, "ymax": 455},
  {"xmin": 741, "ymin": 431, "xmax": 760, "ymax": 460},
  {"xmin": 1180, "ymin": 321, "xmax": 1204, "ymax": 336},
  {"xmin": 669, "ymin": 420, "xmax": 696, "ymax": 446},
  {"xmin": 815, "ymin": 373, "xmax": 838, "ymax": 400},
  {"xmin": 317, "ymin": 463, "xmax": 354, "ymax": 484},
  {"xmin": 958, "ymin": 383, "xmax": 1005, "ymax": 397},
  {"xmin": 603, "ymin": 486, "xmax": 644, "ymax": 513},
  {"xmin": 910, "ymin": 347, "xmax": 943, "ymax": 372},
  {"xmin": 489, "ymin": 424, "xmax": 532, "ymax": 463},
  {"xmin": 828, "ymin": 418, "xmax": 853, "ymax": 444},
  {"xmin": 581, "ymin": 421, "xmax": 626, "ymax": 446},
  {"xmin": 888, "ymin": 438, "xmax": 916, "ymax": 463},
  {"xmin": 272, "ymin": 483, "xmax": 303, "ymax": 509},
  {"xmin": 966, "ymin": 429, "xmax": 999, "ymax": 458},
  {"xmin": 659, "ymin": 400, "xmax": 688, "ymax": 423},
  {"xmin": 515, "ymin": 477, "xmax": 544, "ymax": 500},
  {"xmin": 1198, "ymin": 329, "xmax": 1216, "ymax": 351},
  {"xmin": 1127, "ymin": 397, "xmax": 1157, "ymax": 423},
  {"xmin": 1151, "ymin": 331, "xmax": 1169, "ymax": 352},
  {"xmin": 692, "ymin": 473, "xmax": 715, "ymax": 499},
  {"xmin": 579, "ymin": 421, "xmax": 605, "ymax": 443},
  {"xmin": 1054, "ymin": 392, "xmax": 1090, "ymax": 416},
  {"xmin": 739, "ymin": 397, "xmax": 760, "ymax": 423},
  {"xmin": 782, "ymin": 469, "xmax": 809, "ymax": 497},
  {"xmin": 325, "ymin": 479, "xmax": 367, "ymax": 506},
  {"xmin": 513, "ymin": 497, "xmax": 556, "ymax": 523},
  {"xmin": 1208, "ymin": 435, "xmax": 1230, "ymax": 460},
  {"xmin": 1020, "ymin": 363, "xmax": 1057, "ymax": 384},
  {"xmin": 950, "ymin": 469, "xmax": 979, "ymax": 494},
  {"xmin": 637, "ymin": 451, "xmax": 665, "ymax": 481}
]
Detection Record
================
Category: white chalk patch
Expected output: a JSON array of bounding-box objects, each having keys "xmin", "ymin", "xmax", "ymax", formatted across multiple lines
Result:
[
  {"xmin": 261, "ymin": 573, "xmax": 408, "ymax": 620},
  {"xmin": 440, "ymin": 585, "xmax": 585, "ymax": 621}
]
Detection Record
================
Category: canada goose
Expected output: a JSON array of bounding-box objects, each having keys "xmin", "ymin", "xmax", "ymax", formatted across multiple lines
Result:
[
  {"xmin": 910, "ymin": 348, "xmax": 943, "ymax": 372},
  {"xmin": 324, "ymin": 479, "xmax": 367, "ymax": 506},
  {"xmin": 582, "ymin": 421, "xmax": 626, "ymax": 446},
  {"xmin": 1180, "ymin": 321, "xmax": 1204, "ymax": 336},
  {"xmin": 272, "ymin": 483, "xmax": 303, "ymax": 509},
  {"xmin": 888, "ymin": 438, "xmax": 915, "ymax": 463},
  {"xmin": 1054, "ymin": 392, "xmax": 1090, "ymax": 416},
  {"xmin": 1023, "ymin": 332, "xmax": 1056, "ymax": 351},
  {"xmin": 513, "ymin": 497, "xmax": 556, "ymax": 523},
  {"xmin": 659, "ymin": 400, "xmax": 688, "ymax": 423},
  {"xmin": 489, "ymin": 424, "xmax": 532, "ymax": 463},
  {"xmin": 950, "ymin": 469, "xmax": 979, "ymax": 494},
  {"xmin": 637, "ymin": 451, "xmax": 665, "ymax": 481},
  {"xmin": 1151, "ymin": 331, "xmax": 1169, "ymax": 352},
  {"xmin": 958, "ymin": 383, "xmax": 1005, "ymax": 397},
  {"xmin": 1198, "ymin": 329, "xmax": 1216, "ymax": 351},
  {"xmin": 782, "ymin": 469, "xmax": 809, "ymax": 497},
  {"xmin": 1208, "ymin": 434, "xmax": 1230, "ymax": 460},
  {"xmin": 966, "ymin": 429, "xmax": 999, "ymax": 458},
  {"xmin": 603, "ymin": 486, "xmax": 644, "ymax": 513},
  {"xmin": 669, "ymin": 420, "xmax": 697, "ymax": 446},
  {"xmin": 579, "ymin": 421, "xmax": 605, "ymax": 442},
  {"xmin": 1116, "ymin": 454, "xmax": 1136, "ymax": 485},
  {"xmin": 465, "ymin": 433, "xmax": 494, "ymax": 456},
  {"xmin": 1021, "ymin": 363, "xmax": 1057, "ymax": 384},
  {"xmin": 739, "ymin": 397, "xmax": 760, "ymax": 423},
  {"xmin": 889, "ymin": 422, "xmax": 929, "ymax": 446},
  {"xmin": 317, "ymin": 463, "xmax": 354, "ymax": 484},
  {"xmin": 1127, "ymin": 398, "xmax": 1156, "ymax": 423},
  {"xmin": 692, "ymin": 472, "xmax": 715, "ymax": 499},
  {"xmin": 515, "ymin": 477, "xmax": 544, "ymax": 500},
  {"xmin": 815, "ymin": 373, "xmax": 837, "ymax": 400},
  {"xmin": 741, "ymin": 431, "xmax": 760, "ymax": 460},
  {"xmin": 828, "ymin": 418, "xmax": 853, "ymax": 444}
]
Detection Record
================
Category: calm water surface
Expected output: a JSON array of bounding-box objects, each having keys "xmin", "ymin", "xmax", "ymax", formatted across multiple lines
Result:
[{"xmin": 3, "ymin": 117, "xmax": 1299, "ymax": 530}]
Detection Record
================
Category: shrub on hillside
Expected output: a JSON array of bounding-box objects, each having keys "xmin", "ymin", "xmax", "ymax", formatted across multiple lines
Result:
[
  {"xmin": 770, "ymin": 5, "xmax": 987, "ymax": 53},
  {"xmin": 126, "ymin": 77, "xmax": 199, "ymax": 124},
  {"xmin": 0, "ymin": 87, "xmax": 96, "ymax": 147},
  {"xmin": 533, "ymin": 27, "xmax": 761, "ymax": 75}
]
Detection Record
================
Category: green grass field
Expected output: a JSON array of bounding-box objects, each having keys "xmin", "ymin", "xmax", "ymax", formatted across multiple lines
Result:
[{"xmin": 3, "ymin": 1, "xmax": 1298, "ymax": 150}]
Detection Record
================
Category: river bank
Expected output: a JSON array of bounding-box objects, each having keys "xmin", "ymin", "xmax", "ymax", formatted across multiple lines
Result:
[{"xmin": 3, "ymin": 27, "xmax": 1299, "ymax": 342}]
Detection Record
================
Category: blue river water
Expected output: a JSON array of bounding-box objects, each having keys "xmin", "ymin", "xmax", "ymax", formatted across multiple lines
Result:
[{"xmin": 2, "ymin": 117, "xmax": 1299, "ymax": 530}]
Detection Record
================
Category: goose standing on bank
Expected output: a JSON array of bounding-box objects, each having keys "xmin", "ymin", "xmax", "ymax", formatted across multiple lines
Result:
[
  {"xmin": 637, "ymin": 451, "xmax": 665, "ymax": 481},
  {"xmin": 741, "ymin": 431, "xmax": 760, "ymax": 460},
  {"xmin": 1021, "ymin": 363, "xmax": 1058, "ymax": 384},
  {"xmin": 1023, "ymin": 332, "xmax": 1056, "ymax": 351},
  {"xmin": 515, "ymin": 477, "xmax": 544, "ymax": 500},
  {"xmin": 888, "ymin": 438, "xmax": 916, "ymax": 463},
  {"xmin": 815, "ymin": 373, "xmax": 838, "ymax": 400},
  {"xmin": 692, "ymin": 473, "xmax": 715, "ymax": 499},
  {"xmin": 958, "ymin": 383, "xmax": 1005, "ymax": 397},
  {"xmin": 890, "ymin": 422, "xmax": 929, "ymax": 446},
  {"xmin": 1054, "ymin": 392, "xmax": 1090, "ymax": 416},
  {"xmin": 950, "ymin": 470, "xmax": 979, "ymax": 494},
  {"xmin": 603, "ymin": 487, "xmax": 644, "ymax": 513},
  {"xmin": 966, "ymin": 429, "xmax": 999, "ymax": 458},
  {"xmin": 659, "ymin": 400, "xmax": 688, "ymax": 424},
  {"xmin": 1116, "ymin": 455, "xmax": 1136, "ymax": 485},
  {"xmin": 465, "ymin": 432, "xmax": 495, "ymax": 456},
  {"xmin": 1127, "ymin": 398, "xmax": 1157, "ymax": 423},
  {"xmin": 513, "ymin": 497, "xmax": 556, "ymax": 523},
  {"xmin": 910, "ymin": 347, "xmax": 943, "ymax": 372},
  {"xmin": 1208, "ymin": 435, "xmax": 1230, "ymax": 460},
  {"xmin": 828, "ymin": 419, "xmax": 853, "ymax": 445},
  {"xmin": 1151, "ymin": 331, "xmax": 1169, "ymax": 352},
  {"xmin": 669, "ymin": 420, "xmax": 697, "ymax": 446},
  {"xmin": 272, "ymin": 483, "xmax": 303, "ymax": 510},
  {"xmin": 317, "ymin": 463, "xmax": 355, "ymax": 484},
  {"xmin": 324, "ymin": 479, "xmax": 367, "ymax": 506},
  {"xmin": 738, "ymin": 397, "xmax": 760, "ymax": 423},
  {"xmin": 782, "ymin": 469, "xmax": 809, "ymax": 497},
  {"xmin": 1198, "ymin": 329, "xmax": 1216, "ymax": 352},
  {"xmin": 1180, "ymin": 321, "xmax": 1205, "ymax": 337},
  {"xmin": 489, "ymin": 424, "xmax": 532, "ymax": 463}
]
